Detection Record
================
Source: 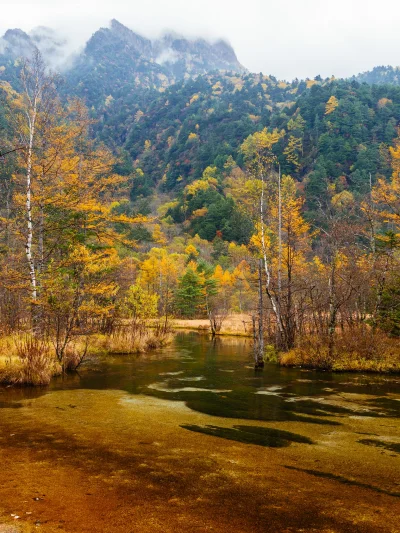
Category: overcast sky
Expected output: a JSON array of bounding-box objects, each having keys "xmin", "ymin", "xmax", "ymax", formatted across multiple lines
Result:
[{"xmin": 1, "ymin": 0, "xmax": 400, "ymax": 80}]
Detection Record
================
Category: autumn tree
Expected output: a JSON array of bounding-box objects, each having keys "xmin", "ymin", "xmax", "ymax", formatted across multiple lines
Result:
[
  {"xmin": 2, "ymin": 51, "xmax": 60, "ymax": 331},
  {"xmin": 270, "ymin": 176, "xmax": 311, "ymax": 349},
  {"xmin": 366, "ymin": 129, "xmax": 400, "ymax": 335},
  {"xmin": 2, "ymin": 51, "xmax": 145, "ymax": 365},
  {"xmin": 139, "ymin": 248, "xmax": 185, "ymax": 329},
  {"xmin": 241, "ymin": 128, "xmax": 285, "ymax": 362},
  {"xmin": 325, "ymin": 95, "xmax": 339, "ymax": 115}
]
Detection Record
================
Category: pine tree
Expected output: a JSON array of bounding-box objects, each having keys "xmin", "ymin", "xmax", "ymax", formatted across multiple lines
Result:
[{"xmin": 175, "ymin": 268, "xmax": 204, "ymax": 317}]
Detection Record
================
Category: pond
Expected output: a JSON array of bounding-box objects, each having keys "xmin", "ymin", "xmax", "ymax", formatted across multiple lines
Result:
[{"xmin": 0, "ymin": 332, "xmax": 399, "ymax": 533}]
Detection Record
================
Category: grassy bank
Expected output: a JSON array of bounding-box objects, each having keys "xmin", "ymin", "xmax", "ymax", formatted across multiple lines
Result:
[
  {"xmin": 170, "ymin": 314, "xmax": 253, "ymax": 337},
  {"xmin": 167, "ymin": 314, "xmax": 400, "ymax": 373},
  {"xmin": 0, "ymin": 327, "xmax": 172, "ymax": 386},
  {"xmin": 279, "ymin": 330, "xmax": 400, "ymax": 373},
  {"xmin": 170, "ymin": 315, "xmax": 400, "ymax": 373},
  {"xmin": 0, "ymin": 335, "xmax": 62, "ymax": 386}
]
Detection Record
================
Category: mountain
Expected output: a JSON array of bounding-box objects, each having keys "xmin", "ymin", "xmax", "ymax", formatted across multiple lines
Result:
[
  {"xmin": 0, "ymin": 26, "xmax": 72, "ymax": 87},
  {"xmin": 64, "ymin": 22, "xmax": 172, "ymax": 106},
  {"xmin": 352, "ymin": 65, "xmax": 400, "ymax": 86},
  {"xmin": 100, "ymin": 75, "xmax": 400, "ymax": 201},
  {"xmin": 0, "ymin": 19, "xmax": 245, "ymax": 106},
  {"xmin": 151, "ymin": 30, "xmax": 245, "ymax": 78},
  {"xmin": 2, "ymin": 20, "xmax": 400, "ymax": 233},
  {"xmin": 100, "ymin": 72, "xmax": 306, "ymax": 190},
  {"xmin": 65, "ymin": 20, "xmax": 246, "ymax": 105},
  {"xmin": 0, "ymin": 28, "xmax": 35, "ymax": 86},
  {"xmin": 104, "ymin": 19, "xmax": 245, "ymax": 77},
  {"xmin": 1, "ymin": 28, "xmax": 35, "ymax": 57}
]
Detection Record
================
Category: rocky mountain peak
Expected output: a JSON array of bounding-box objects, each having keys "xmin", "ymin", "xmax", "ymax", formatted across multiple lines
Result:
[
  {"xmin": 109, "ymin": 19, "xmax": 153, "ymax": 58},
  {"xmin": 153, "ymin": 32, "xmax": 245, "ymax": 74},
  {"xmin": 1, "ymin": 28, "xmax": 35, "ymax": 57}
]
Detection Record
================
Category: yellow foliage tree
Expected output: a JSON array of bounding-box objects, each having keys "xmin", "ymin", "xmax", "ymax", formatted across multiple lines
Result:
[
  {"xmin": 4, "ymin": 53, "xmax": 145, "ymax": 352},
  {"xmin": 325, "ymin": 95, "xmax": 339, "ymax": 115},
  {"xmin": 152, "ymin": 224, "xmax": 167, "ymax": 245},
  {"xmin": 283, "ymin": 135, "xmax": 302, "ymax": 171}
]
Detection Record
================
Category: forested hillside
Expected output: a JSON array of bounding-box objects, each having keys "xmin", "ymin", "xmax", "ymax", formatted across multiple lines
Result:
[
  {"xmin": 99, "ymin": 75, "xmax": 400, "ymax": 200},
  {"xmin": 0, "ymin": 22, "xmax": 399, "ymax": 380},
  {"xmin": 88, "ymin": 70, "xmax": 400, "ymax": 250},
  {"xmin": 353, "ymin": 65, "xmax": 400, "ymax": 86}
]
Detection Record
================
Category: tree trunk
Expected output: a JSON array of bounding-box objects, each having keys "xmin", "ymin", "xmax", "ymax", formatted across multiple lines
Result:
[
  {"xmin": 259, "ymin": 166, "xmax": 284, "ymax": 342},
  {"xmin": 256, "ymin": 259, "xmax": 264, "ymax": 368},
  {"xmin": 328, "ymin": 261, "xmax": 337, "ymax": 362},
  {"xmin": 25, "ymin": 102, "xmax": 39, "ymax": 333}
]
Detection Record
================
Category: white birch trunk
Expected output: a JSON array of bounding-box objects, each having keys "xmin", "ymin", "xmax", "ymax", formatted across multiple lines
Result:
[
  {"xmin": 259, "ymin": 166, "xmax": 283, "ymax": 335},
  {"xmin": 25, "ymin": 102, "xmax": 38, "ymax": 302}
]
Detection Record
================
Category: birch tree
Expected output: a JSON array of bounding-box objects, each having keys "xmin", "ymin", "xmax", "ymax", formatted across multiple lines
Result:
[
  {"xmin": 5, "ymin": 50, "xmax": 59, "ymax": 331},
  {"xmin": 241, "ymin": 128, "xmax": 284, "ymax": 360}
]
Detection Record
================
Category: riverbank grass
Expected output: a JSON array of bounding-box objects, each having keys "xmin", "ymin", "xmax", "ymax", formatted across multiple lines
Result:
[
  {"xmin": 279, "ymin": 330, "xmax": 400, "ymax": 373},
  {"xmin": 103, "ymin": 327, "xmax": 173, "ymax": 354},
  {"xmin": 0, "ymin": 327, "xmax": 173, "ymax": 386},
  {"xmin": 0, "ymin": 334, "xmax": 62, "ymax": 385}
]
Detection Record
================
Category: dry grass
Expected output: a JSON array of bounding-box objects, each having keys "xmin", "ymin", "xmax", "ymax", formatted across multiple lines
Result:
[
  {"xmin": 0, "ymin": 325, "xmax": 174, "ymax": 387},
  {"xmin": 0, "ymin": 354, "xmax": 21, "ymax": 383},
  {"xmin": 0, "ymin": 333, "xmax": 61, "ymax": 385},
  {"xmin": 171, "ymin": 314, "xmax": 253, "ymax": 337},
  {"xmin": 104, "ymin": 327, "xmax": 172, "ymax": 354},
  {"xmin": 15, "ymin": 335, "xmax": 61, "ymax": 385},
  {"xmin": 0, "ymin": 335, "xmax": 28, "ymax": 384},
  {"xmin": 280, "ymin": 328, "xmax": 400, "ymax": 373}
]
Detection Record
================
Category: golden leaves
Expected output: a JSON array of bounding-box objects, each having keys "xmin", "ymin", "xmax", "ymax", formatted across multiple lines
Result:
[
  {"xmin": 325, "ymin": 95, "xmax": 339, "ymax": 115},
  {"xmin": 283, "ymin": 136, "xmax": 302, "ymax": 170},
  {"xmin": 377, "ymin": 98, "xmax": 392, "ymax": 109},
  {"xmin": 241, "ymin": 128, "xmax": 283, "ymax": 162}
]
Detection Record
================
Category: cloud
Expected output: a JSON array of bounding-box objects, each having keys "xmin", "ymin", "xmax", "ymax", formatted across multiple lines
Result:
[
  {"xmin": 29, "ymin": 26, "xmax": 81, "ymax": 72},
  {"xmin": 154, "ymin": 48, "xmax": 180, "ymax": 66},
  {"xmin": 0, "ymin": 38, "xmax": 7, "ymax": 55},
  {"xmin": 2, "ymin": 0, "xmax": 400, "ymax": 79}
]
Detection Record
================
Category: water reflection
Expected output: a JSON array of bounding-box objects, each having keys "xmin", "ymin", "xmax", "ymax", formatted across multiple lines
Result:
[{"xmin": 1, "ymin": 332, "xmax": 399, "ymax": 425}]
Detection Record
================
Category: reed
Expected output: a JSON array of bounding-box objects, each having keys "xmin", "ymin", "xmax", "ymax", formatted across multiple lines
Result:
[{"xmin": 279, "ymin": 328, "xmax": 400, "ymax": 373}]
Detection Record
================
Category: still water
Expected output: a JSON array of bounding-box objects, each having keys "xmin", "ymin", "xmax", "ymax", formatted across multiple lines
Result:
[
  {"xmin": 0, "ymin": 332, "xmax": 399, "ymax": 533},
  {"xmin": 56, "ymin": 332, "xmax": 399, "ymax": 428}
]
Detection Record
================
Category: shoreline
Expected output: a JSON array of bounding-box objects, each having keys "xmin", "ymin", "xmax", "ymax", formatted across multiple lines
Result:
[
  {"xmin": 1, "ymin": 323, "xmax": 399, "ymax": 389},
  {"xmin": 169, "ymin": 320, "xmax": 400, "ymax": 374}
]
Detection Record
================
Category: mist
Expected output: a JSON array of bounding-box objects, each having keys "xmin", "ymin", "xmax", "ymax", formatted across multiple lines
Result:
[{"xmin": 1, "ymin": 0, "xmax": 400, "ymax": 79}]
